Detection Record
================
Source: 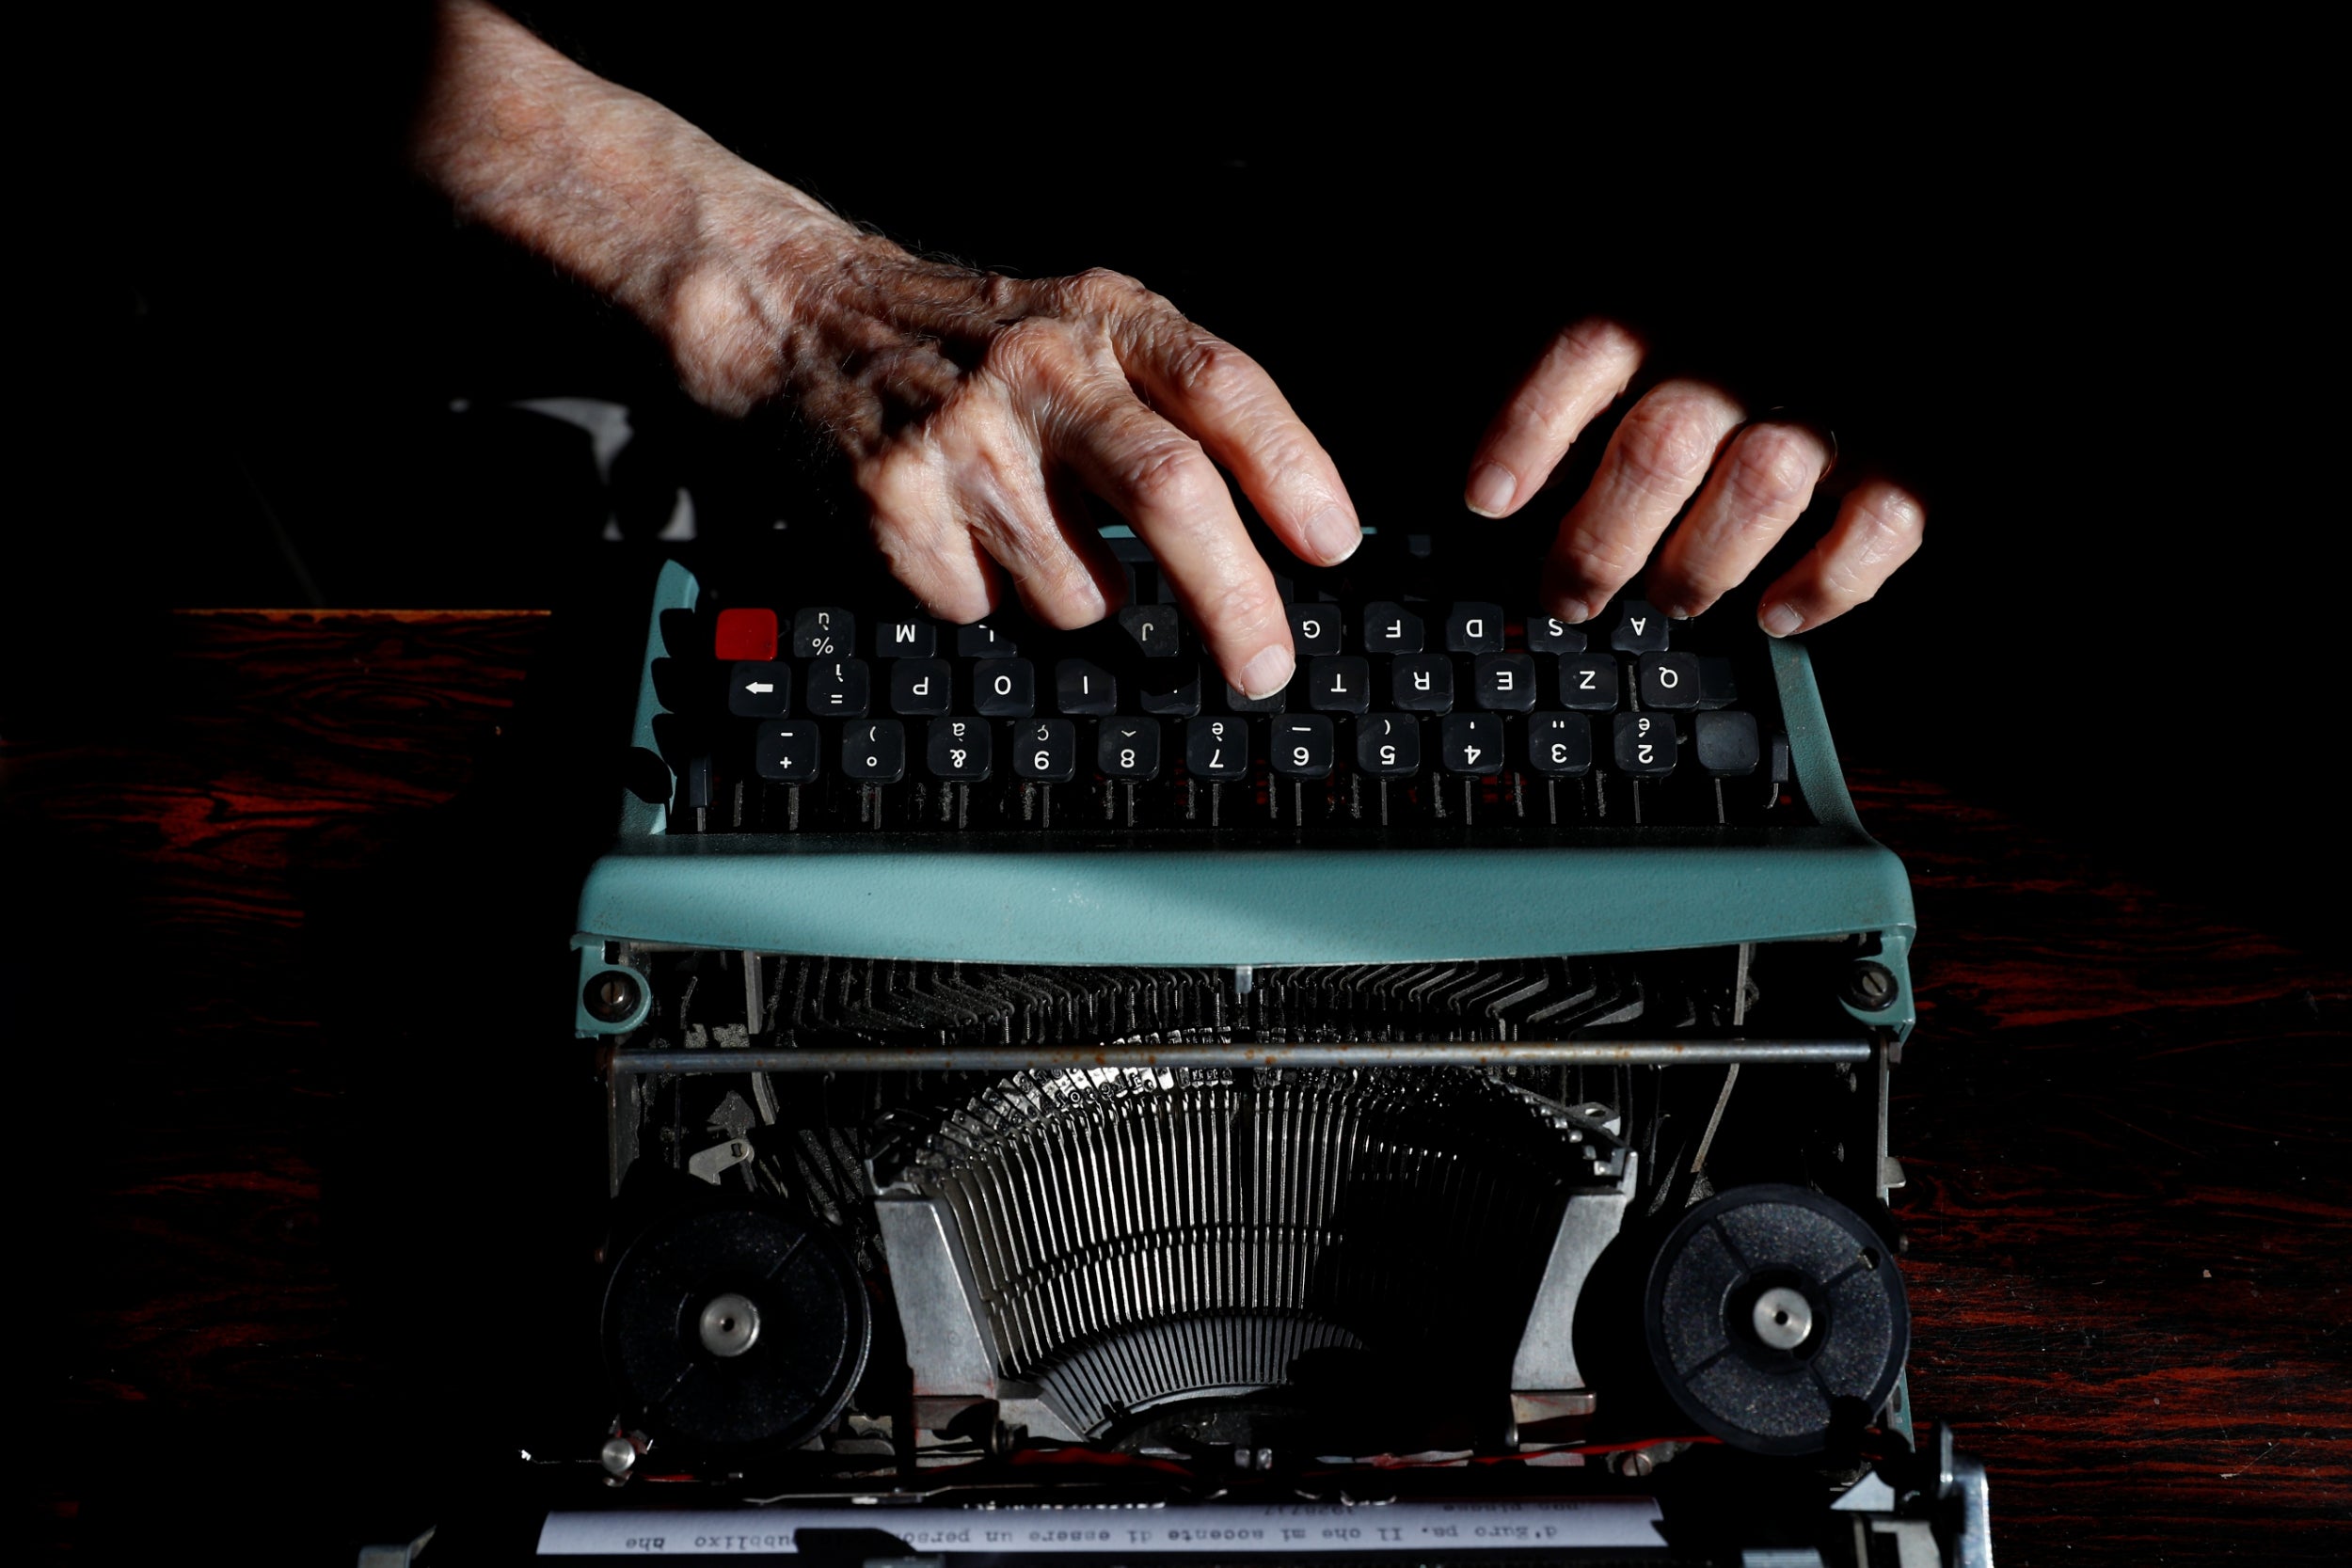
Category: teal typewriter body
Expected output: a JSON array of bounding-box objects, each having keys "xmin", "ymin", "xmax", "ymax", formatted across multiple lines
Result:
[{"xmin": 548, "ymin": 541, "xmax": 1986, "ymax": 1567}]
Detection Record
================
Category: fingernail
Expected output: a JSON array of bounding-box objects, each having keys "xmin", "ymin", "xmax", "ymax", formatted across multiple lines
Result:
[
  {"xmin": 1554, "ymin": 597, "xmax": 1592, "ymax": 626},
  {"xmin": 1305, "ymin": 502, "xmax": 1361, "ymax": 564},
  {"xmin": 1237, "ymin": 644, "xmax": 1295, "ymax": 701},
  {"xmin": 1466, "ymin": 462, "xmax": 1517, "ymax": 517},
  {"xmin": 1760, "ymin": 602, "xmax": 1804, "ymax": 638}
]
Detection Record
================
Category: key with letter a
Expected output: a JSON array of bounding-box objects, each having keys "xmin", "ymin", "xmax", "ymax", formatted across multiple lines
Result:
[{"xmin": 1609, "ymin": 598, "xmax": 1668, "ymax": 653}]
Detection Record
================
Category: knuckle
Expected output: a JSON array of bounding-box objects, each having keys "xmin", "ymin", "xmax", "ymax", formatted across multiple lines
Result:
[
  {"xmin": 1613, "ymin": 390, "xmax": 1736, "ymax": 497},
  {"xmin": 1557, "ymin": 523, "xmax": 1645, "ymax": 583},
  {"xmin": 1194, "ymin": 568, "xmax": 1283, "ymax": 644},
  {"xmin": 1067, "ymin": 265, "xmax": 1150, "ymax": 309},
  {"xmin": 1165, "ymin": 333, "xmax": 1261, "ymax": 409},
  {"xmin": 1114, "ymin": 435, "xmax": 1216, "ymax": 512},
  {"xmin": 981, "ymin": 314, "xmax": 1076, "ymax": 385},
  {"xmin": 1723, "ymin": 426, "xmax": 1824, "ymax": 516}
]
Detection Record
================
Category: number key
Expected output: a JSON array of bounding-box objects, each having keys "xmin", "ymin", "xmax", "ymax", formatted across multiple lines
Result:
[
  {"xmin": 1015, "ymin": 719, "xmax": 1077, "ymax": 782},
  {"xmin": 1525, "ymin": 713, "xmax": 1592, "ymax": 776},
  {"xmin": 1186, "ymin": 717, "xmax": 1250, "ymax": 780},
  {"xmin": 1271, "ymin": 715, "xmax": 1335, "ymax": 779},
  {"xmin": 1612, "ymin": 711, "xmax": 1677, "ymax": 776},
  {"xmin": 1354, "ymin": 715, "xmax": 1421, "ymax": 776},
  {"xmin": 1097, "ymin": 718, "xmax": 1162, "ymax": 780},
  {"xmin": 1439, "ymin": 713, "xmax": 1504, "ymax": 776},
  {"xmin": 973, "ymin": 657, "xmax": 1035, "ymax": 717}
]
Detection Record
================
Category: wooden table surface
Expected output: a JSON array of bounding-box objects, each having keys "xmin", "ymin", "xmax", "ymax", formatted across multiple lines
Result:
[{"xmin": 8, "ymin": 610, "xmax": 2345, "ymax": 1565}]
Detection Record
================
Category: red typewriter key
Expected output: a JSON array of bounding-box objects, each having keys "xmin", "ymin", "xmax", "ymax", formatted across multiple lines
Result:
[{"xmin": 712, "ymin": 608, "xmax": 778, "ymax": 660}]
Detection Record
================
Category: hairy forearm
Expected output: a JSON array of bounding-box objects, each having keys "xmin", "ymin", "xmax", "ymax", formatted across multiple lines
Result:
[{"xmin": 408, "ymin": 0, "xmax": 854, "ymax": 409}]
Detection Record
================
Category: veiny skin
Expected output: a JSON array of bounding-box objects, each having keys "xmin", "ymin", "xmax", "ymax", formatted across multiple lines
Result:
[{"xmin": 415, "ymin": 1, "xmax": 1923, "ymax": 690}]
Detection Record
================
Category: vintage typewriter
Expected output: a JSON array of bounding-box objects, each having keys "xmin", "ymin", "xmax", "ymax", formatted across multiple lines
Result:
[{"xmin": 527, "ymin": 522, "xmax": 1992, "ymax": 1565}]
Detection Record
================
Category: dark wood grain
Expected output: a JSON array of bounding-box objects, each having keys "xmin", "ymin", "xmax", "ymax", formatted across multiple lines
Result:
[{"xmin": 9, "ymin": 613, "xmax": 2344, "ymax": 1564}]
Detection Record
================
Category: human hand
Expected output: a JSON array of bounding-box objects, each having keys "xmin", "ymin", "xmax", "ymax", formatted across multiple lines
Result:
[
  {"xmin": 411, "ymin": 0, "xmax": 1355, "ymax": 698},
  {"xmin": 1462, "ymin": 318, "xmax": 1924, "ymax": 635},
  {"xmin": 671, "ymin": 221, "xmax": 1359, "ymax": 698}
]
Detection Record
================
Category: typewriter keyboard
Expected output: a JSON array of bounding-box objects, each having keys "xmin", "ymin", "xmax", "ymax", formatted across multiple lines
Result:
[{"xmin": 660, "ymin": 536, "xmax": 1796, "ymax": 839}]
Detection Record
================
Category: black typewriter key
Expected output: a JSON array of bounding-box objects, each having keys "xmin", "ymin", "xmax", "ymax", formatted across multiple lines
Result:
[
  {"xmin": 1559, "ymin": 655, "xmax": 1619, "ymax": 711},
  {"xmin": 1271, "ymin": 715, "xmax": 1335, "ymax": 778},
  {"xmin": 1693, "ymin": 710, "xmax": 1761, "ymax": 776},
  {"xmin": 889, "ymin": 657, "xmax": 953, "ymax": 715},
  {"xmin": 1014, "ymin": 719, "xmax": 1078, "ymax": 782},
  {"xmin": 1391, "ymin": 653, "xmax": 1454, "ymax": 713},
  {"xmin": 1117, "ymin": 604, "xmax": 1182, "ymax": 658},
  {"xmin": 1309, "ymin": 655, "xmax": 1371, "ymax": 713},
  {"xmin": 1220, "ymin": 680, "xmax": 1286, "ymax": 714},
  {"xmin": 1444, "ymin": 602, "xmax": 1505, "ymax": 653},
  {"xmin": 792, "ymin": 607, "xmax": 855, "ymax": 658},
  {"xmin": 1529, "ymin": 615, "xmax": 1588, "ymax": 655},
  {"xmin": 1613, "ymin": 711, "xmax": 1677, "ymax": 776},
  {"xmin": 925, "ymin": 717, "xmax": 993, "ymax": 780},
  {"xmin": 1609, "ymin": 598, "xmax": 1669, "ymax": 653},
  {"xmin": 956, "ymin": 621, "xmax": 1018, "ymax": 657},
  {"xmin": 805, "ymin": 657, "xmax": 871, "ymax": 717},
  {"xmin": 754, "ymin": 720, "xmax": 820, "ymax": 782},
  {"xmin": 1287, "ymin": 603, "xmax": 1340, "ymax": 656},
  {"xmin": 1526, "ymin": 712, "xmax": 1593, "ymax": 776},
  {"xmin": 1138, "ymin": 659, "xmax": 1203, "ymax": 717},
  {"xmin": 873, "ymin": 615, "xmax": 936, "ymax": 658},
  {"xmin": 1360, "ymin": 600, "xmax": 1423, "ymax": 654},
  {"xmin": 840, "ymin": 720, "xmax": 906, "ymax": 783},
  {"xmin": 726, "ymin": 660, "xmax": 791, "ymax": 718},
  {"xmin": 1638, "ymin": 652, "xmax": 1702, "ymax": 710},
  {"xmin": 973, "ymin": 657, "xmax": 1036, "ymax": 717},
  {"xmin": 1097, "ymin": 718, "xmax": 1162, "ymax": 779},
  {"xmin": 1699, "ymin": 655, "xmax": 1739, "ymax": 708},
  {"xmin": 1439, "ymin": 713, "xmax": 1504, "ymax": 775},
  {"xmin": 1186, "ymin": 716, "xmax": 1250, "ymax": 780},
  {"xmin": 1055, "ymin": 657, "xmax": 1118, "ymax": 715},
  {"xmin": 1472, "ymin": 652, "xmax": 1536, "ymax": 711},
  {"xmin": 1355, "ymin": 714, "xmax": 1421, "ymax": 776}
]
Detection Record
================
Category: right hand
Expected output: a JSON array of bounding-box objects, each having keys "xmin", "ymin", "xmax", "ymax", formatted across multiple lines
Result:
[{"xmin": 670, "ymin": 219, "xmax": 1360, "ymax": 698}]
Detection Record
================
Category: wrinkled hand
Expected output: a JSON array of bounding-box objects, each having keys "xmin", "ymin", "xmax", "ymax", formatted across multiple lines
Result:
[
  {"xmin": 677, "ymin": 227, "xmax": 1359, "ymax": 697},
  {"xmin": 1463, "ymin": 318, "xmax": 1924, "ymax": 635}
]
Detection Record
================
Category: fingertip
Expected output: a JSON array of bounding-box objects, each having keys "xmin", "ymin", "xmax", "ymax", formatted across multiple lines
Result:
[
  {"xmin": 1759, "ymin": 601, "xmax": 1805, "ymax": 638},
  {"xmin": 1465, "ymin": 461, "xmax": 1518, "ymax": 518},
  {"xmin": 1235, "ymin": 643, "xmax": 1295, "ymax": 701},
  {"xmin": 1302, "ymin": 500, "xmax": 1362, "ymax": 565}
]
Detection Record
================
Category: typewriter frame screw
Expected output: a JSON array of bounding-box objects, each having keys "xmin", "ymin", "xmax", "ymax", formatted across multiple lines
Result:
[
  {"xmin": 584, "ymin": 970, "xmax": 644, "ymax": 1024},
  {"xmin": 1842, "ymin": 960, "xmax": 1899, "ymax": 1013},
  {"xmin": 1613, "ymin": 1449, "xmax": 1655, "ymax": 1479},
  {"xmin": 599, "ymin": 1436, "xmax": 637, "ymax": 1479}
]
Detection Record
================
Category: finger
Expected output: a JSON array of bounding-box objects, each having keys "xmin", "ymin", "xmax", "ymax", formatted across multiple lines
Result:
[
  {"xmin": 1756, "ymin": 478, "xmax": 1926, "ymax": 637},
  {"xmin": 1051, "ymin": 368, "xmax": 1294, "ymax": 698},
  {"xmin": 861, "ymin": 447, "xmax": 1005, "ymax": 625},
  {"xmin": 1464, "ymin": 316, "xmax": 1646, "ymax": 518},
  {"xmin": 1541, "ymin": 380, "xmax": 1746, "ymax": 622},
  {"xmin": 1121, "ymin": 319, "xmax": 1361, "ymax": 566},
  {"xmin": 1643, "ymin": 420, "xmax": 1835, "ymax": 620},
  {"xmin": 935, "ymin": 411, "xmax": 1122, "ymax": 631}
]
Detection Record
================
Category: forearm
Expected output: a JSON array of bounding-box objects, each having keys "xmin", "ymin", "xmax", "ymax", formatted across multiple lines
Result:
[{"xmin": 407, "ymin": 0, "xmax": 852, "ymax": 410}]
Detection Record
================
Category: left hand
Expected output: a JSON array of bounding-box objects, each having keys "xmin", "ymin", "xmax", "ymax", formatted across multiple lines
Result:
[{"xmin": 1462, "ymin": 317, "xmax": 1925, "ymax": 635}]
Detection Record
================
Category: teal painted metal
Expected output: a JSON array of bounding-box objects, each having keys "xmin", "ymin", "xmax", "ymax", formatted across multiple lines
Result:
[
  {"xmin": 576, "ymin": 836, "xmax": 1911, "ymax": 968},
  {"xmin": 573, "ymin": 937, "xmax": 650, "ymax": 1036},
  {"xmin": 575, "ymin": 562, "xmax": 1916, "ymax": 1034}
]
